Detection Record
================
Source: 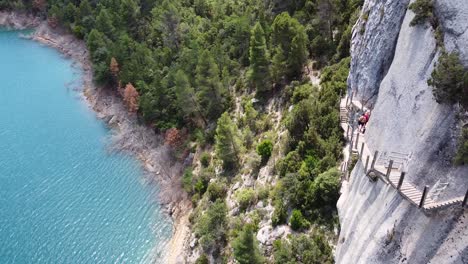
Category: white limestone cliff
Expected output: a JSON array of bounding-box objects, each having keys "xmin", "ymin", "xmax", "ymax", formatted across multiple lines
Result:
[{"xmin": 337, "ymin": 0, "xmax": 468, "ymax": 263}]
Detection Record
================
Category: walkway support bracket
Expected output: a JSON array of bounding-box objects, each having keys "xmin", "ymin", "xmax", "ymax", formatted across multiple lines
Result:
[
  {"xmin": 364, "ymin": 155, "xmax": 370, "ymax": 173},
  {"xmin": 355, "ymin": 132, "xmax": 360, "ymax": 149},
  {"xmin": 397, "ymin": 172, "xmax": 405, "ymax": 190},
  {"xmin": 419, "ymin": 185, "xmax": 429, "ymax": 208},
  {"xmin": 385, "ymin": 160, "xmax": 394, "ymax": 180},
  {"xmin": 463, "ymin": 188, "xmax": 468, "ymax": 207},
  {"xmin": 359, "ymin": 142, "xmax": 365, "ymax": 161},
  {"xmin": 370, "ymin": 151, "xmax": 379, "ymax": 170}
]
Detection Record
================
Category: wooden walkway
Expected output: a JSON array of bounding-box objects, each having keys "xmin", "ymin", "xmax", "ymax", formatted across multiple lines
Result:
[{"xmin": 340, "ymin": 96, "xmax": 467, "ymax": 211}]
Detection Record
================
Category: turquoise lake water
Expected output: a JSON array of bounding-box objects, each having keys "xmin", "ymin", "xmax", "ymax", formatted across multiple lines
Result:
[{"xmin": 0, "ymin": 30, "xmax": 171, "ymax": 263}]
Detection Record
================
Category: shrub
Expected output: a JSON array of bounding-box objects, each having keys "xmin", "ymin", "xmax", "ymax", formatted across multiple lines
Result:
[
  {"xmin": 257, "ymin": 186, "xmax": 270, "ymax": 202},
  {"xmin": 200, "ymin": 152, "xmax": 210, "ymax": 167},
  {"xmin": 257, "ymin": 139, "xmax": 273, "ymax": 162},
  {"xmin": 235, "ymin": 188, "xmax": 257, "ymax": 212},
  {"xmin": 195, "ymin": 200, "xmax": 228, "ymax": 252},
  {"xmin": 348, "ymin": 153, "xmax": 359, "ymax": 172},
  {"xmin": 195, "ymin": 254, "xmax": 209, "ymax": 264},
  {"xmin": 271, "ymin": 199, "xmax": 288, "ymax": 227},
  {"xmin": 206, "ymin": 182, "xmax": 226, "ymax": 202},
  {"xmin": 455, "ymin": 127, "xmax": 468, "ymax": 165},
  {"xmin": 307, "ymin": 168, "xmax": 341, "ymax": 208},
  {"xmin": 182, "ymin": 167, "xmax": 193, "ymax": 193},
  {"xmin": 289, "ymin": 209, "xmax": 310, "ymax": 231},
  {"xmin": 246, "ymin": 152, "xmax": 262, "ymax": 176},
  {"xmin": 277, "ymin": 150, "xmax": 302, "ymax": 177},
  {"xmin": 408, "ymin": 0, "xmax": 434, "ymax": 27},
  {"xmin": 428, "ymin": 51, "xmax": 468, "ymax": 107},
  {"xmin": 273, "ymin": 231, "xmax": 333, "ymax": 264},
  {"xmin": 232, "ymin": 224, "xmax": 264, "ymax": 264}
]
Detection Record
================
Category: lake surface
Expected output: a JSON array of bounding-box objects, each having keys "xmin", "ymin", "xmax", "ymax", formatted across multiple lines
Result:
[{"xmin": 0, "ymin": 30, "xmax": 171, "ymax": 263}]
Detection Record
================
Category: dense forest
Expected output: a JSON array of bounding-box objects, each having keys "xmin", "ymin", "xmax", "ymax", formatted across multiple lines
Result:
[{"xmin": 1, "ymin": 0, "xmax": 364, "ymax": 262}]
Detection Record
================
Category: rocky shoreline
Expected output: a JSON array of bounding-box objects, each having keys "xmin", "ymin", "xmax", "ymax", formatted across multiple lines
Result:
[{"xmin": 0, "ymin": 11, "xmax": 192, "ymax": 263}]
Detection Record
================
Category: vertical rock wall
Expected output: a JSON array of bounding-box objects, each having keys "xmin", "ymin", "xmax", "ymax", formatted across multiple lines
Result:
[{"xmin": 337, "ymin": 0, "xmax": 468, "ymax": 263}]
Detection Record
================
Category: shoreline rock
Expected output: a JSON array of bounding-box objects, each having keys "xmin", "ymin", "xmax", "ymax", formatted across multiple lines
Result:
[{"xmin": 0, "ymin": 11, "xmax": 192, "ymax": 263}]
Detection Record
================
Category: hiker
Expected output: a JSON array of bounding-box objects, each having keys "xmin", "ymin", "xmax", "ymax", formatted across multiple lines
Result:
[{"xmin": 358, "ymin": 110, "xmax": 370, "ymax": 133}]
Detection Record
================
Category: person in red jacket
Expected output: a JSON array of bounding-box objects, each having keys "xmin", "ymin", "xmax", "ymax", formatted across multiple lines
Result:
[{"xmin": 358, "ymin": 110, "xmax": 371, "ymax": 133}]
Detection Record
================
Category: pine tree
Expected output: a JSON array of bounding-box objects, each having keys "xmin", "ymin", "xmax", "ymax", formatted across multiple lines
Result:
[
  {"xmin": 271, "ymin": 12, "xmax": 309, "ymax": 80},
  {"xmin": 289, "ymin": 31, "xmax": 309, "ymax": 78},
  {"xmin": 95, "ymin": 8, "xmax": 115, "ymax": 40},
  {"xmin": 174, "ymin": 70, "xmax": 207, "ymax": 126},
  {"xmin": 196, "ymin": 50, "xmax": 226, "ymax": 120},
  {"xmin": 215, "ymin": 112, "xmax": 242, "ymax": 170},
  {"xmin": 232, "ymin": 225, "xmax": 264, "ymax": 264},
  {"xmin": 249, "ymin": 22, "xmax": 271, "ymax": 92}
]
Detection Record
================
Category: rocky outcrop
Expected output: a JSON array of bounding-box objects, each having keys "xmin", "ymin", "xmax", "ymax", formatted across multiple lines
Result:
[
  {"xmin": 348, "ymin": 0, "xmax": 410, "ymax": 105},
  {"xmin": 0, "ymin": 11, "xmax": 40, "ymax": 29},
  {"xmin": 337, "ymin": 0, "xmax": 468, "ymax": 263}
]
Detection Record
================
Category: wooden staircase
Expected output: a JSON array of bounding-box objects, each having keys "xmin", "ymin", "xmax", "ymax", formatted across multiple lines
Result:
[{"xmin": 340, "ymin": 96, "xmax": 467, "ymax": 212}]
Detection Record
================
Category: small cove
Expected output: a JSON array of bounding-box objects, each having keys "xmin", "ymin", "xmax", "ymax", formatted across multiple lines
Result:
[{"xmin": 0, "ymin": 29, "xmax": 171, "ymax": 263}]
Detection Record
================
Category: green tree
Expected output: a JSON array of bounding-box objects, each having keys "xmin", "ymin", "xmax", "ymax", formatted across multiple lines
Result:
[
  {"xmin": 271, "ymin": 12, "xmax": 309, "ymax": 80},
  {"xmin": 232, "ymin": 224, "xmax": 264, "ymax": 264},
  {"xmin": 248, "ymin": 22, "xmax": 271, "ymax": 92},
  {"xmin": 289, "ymin": 209, "xmax": 310, "ymax": 231},
  {"xmin": 196, "ymin": 50, "xmax": 226, "ymax": 120},
  {"xmin": 455, "ymin": 127, "xmax": 468, "ymax": 165},
  {"xmin": 195, "ymin": 200, "xmax": 228, "ymax": 251},
  {"xmin": 215, "ymin": 112, "xmax": 242, "ymax": 170},
  {"xmin": 428, "ymin": 52, "xmax": 468, "ymax": 107},
  {"xmin": 95, "ymin": 8, "xmax": 115, "ymax": 40},
  {"xmin": 408, "ymin": 0, "xmax": 434, "ymax": 26},
  {"xmin": 273, "ymin": 231, "xmax": 333, "ymax": 264},
  {"xmin": 257, "ymin": 139, "xmax": 273, "ymax": 162},
  {"xmin": 174, "ymin": 70, "xmax": 207, "ymax": 126}
]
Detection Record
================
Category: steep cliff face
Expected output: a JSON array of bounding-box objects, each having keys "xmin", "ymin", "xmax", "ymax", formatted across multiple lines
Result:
[{"xmin": 337, "ymin": 0, "xmax": 468, "ymax": 263}]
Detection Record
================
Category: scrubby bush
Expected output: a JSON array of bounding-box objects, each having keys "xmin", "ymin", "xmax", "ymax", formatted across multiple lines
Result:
[
  {"xmin": 348, "ymin": 153, "xmax": 359, "ymax": 172},
  {"xmin": 246, "ymin": 152, "xmax": 262, "ymax": 176},
  {"xmin": 257, "ymin": 139, "xmax": 273, "ymax": 162},
  {"xmin": 206, "ymin": 181, "xmax": 226, "ymax": 202},
  {"xmin": 195, "ymin": 200, "xmax": 228, "ymax": 252},
  {"xmin": 232, "ymin": 224, "xmax": 264, "ymax": 264},
  {"xmin": 235, "ymin": 188, "xmax": 257, "ymax": 212},
  {"xmin": 276, "ymin": 150, "xmax": 302, "ymax": 177},
  {"xmin": 195, "ymin": 254, "xmax": 209, "ymax": 264},
  {"xmin": 256, "ymin": 186, "xmax": 270, "ymax": 202},
  {"xmin": 455, "ymin": 127, "xmax": 468, "ymax": 165},
  {"xmin": 273, "ymin": 231, "xmax": 333, "ymax": 264},
  {"xmin": 200, "ymin": 152, "xmax": 210, "ymax": 167},
  {"xmin": 428, "ymin": 51, "xmax": 468, "ymax": 107},
  {"xmin": 271, "ymin": 199, "xmax": 288, "ymax": 227},
  {"xmin": 308, "ymin": 168, "xmax": 341, "ymax": 208},
  {"xmin": 182, "ymin": 167, "xmax": 193, "ymax": 193},
  {"xmin": 408, "ymin": 0, "xmax": 434, "ymax": 27},
  {"xmin": 289, "ymin": 209, "xmax": 310, "ymax": 231}
]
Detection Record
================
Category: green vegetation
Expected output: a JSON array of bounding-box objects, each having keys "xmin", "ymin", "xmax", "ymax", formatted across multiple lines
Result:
[
  {"xmin": 215, "ymin": 112, "xmax": 243, "ymax": 170},
  {"xmin": 273, "ymin": 231, "xmax": 334, "ymax": 264},
  {"xmin": 408, "ymin": 0, "xmax": 434, "ymax": 27},
  {"xmin": 257, "ymin": 139, "xmax": 273, "ymax": 162},
  {"xmin": 455, "ymin": 128, "xmax": 468, "ymax": 165},
  {"xmin": 273, "ymin": 58, "xmax": 348, "ymax": 226},
  {"xmin": 428, "ymin": 51, "xmax": 468, "ymax": 108},
  {"xmin": 182, "ymin": 167, "xmax": 193, "ymax": 193},
  {"xmin": 200, "ymin": 152, "xmax": 210, "ymax": 167},
  {"xmin": 195, "ymin": 200, "xmax": 228, "ymax": 251},
  {"xmin": 235, "ymin": 188, "xmax": 257, "ymax": 212},
  {"xmin": 2, "ymin": 0, "xmax": 365, "ymax": 261},
  {"xmin": 289, "ymin": 209, "xmax": 310, "ymax": 231},
  {"xmin": 232, "ymin": 225, "xmax": 264, "ymax": 264}
]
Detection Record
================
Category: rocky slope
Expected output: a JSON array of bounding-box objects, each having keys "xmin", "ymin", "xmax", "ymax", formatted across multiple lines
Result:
[{"xmin": 337, "ymin": 0, "xmax": 468, "ymax": 263}]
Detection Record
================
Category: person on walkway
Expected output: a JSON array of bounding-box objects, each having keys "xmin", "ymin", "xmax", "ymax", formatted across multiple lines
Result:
[{"xmin": 358, "ymin": 110, "xmax": 371, "ymax": 133}]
